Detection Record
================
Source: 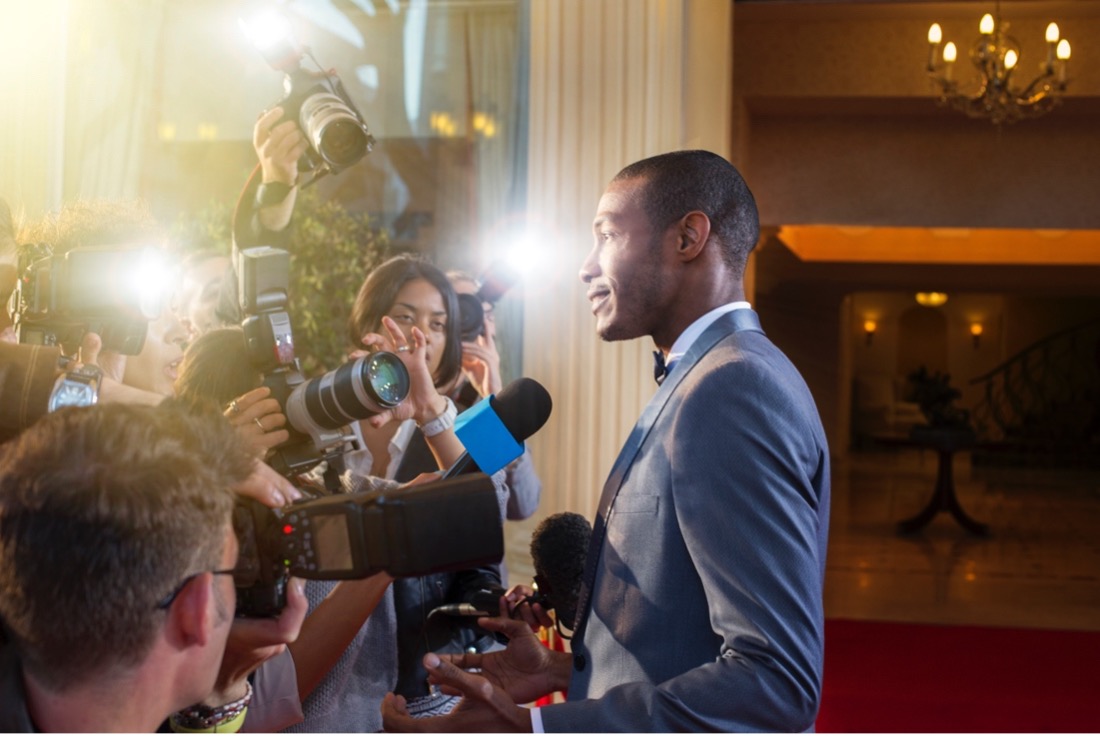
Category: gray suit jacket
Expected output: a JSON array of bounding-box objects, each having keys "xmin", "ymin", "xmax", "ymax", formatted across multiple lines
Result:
[{"xmin": 541, "ymin": 310, "xmax": 830, "ymax": 732}]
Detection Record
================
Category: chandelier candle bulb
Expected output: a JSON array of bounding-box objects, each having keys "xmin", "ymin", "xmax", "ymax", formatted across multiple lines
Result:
[
  {"xmin": 1045, "ymin": 22, "xmax": 1059, "ymax": 70},
  {"xmin": 928, "ymin": 23, "xmax": 942, "ymax": 70},
  {"xmin": 1057, "ymin": 39, "xmax": 1071, "ymax": 82},
  {"xmin": 980, "ymin": 13, "xmax": 994, "ymax": 35}
]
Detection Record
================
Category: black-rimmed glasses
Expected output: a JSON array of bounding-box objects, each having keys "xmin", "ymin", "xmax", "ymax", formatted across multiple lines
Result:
[{"xmin": 156, "ymin": 568, "xmax": 238, "ymax": 610}]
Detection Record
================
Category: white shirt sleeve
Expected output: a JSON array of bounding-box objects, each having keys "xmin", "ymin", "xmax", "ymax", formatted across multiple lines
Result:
[{"xmin": 529, "ymin": 705, "xmax": 545, "ymax": 733}]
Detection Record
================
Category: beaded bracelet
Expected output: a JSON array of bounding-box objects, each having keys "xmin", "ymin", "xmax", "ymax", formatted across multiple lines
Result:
[{"xmin": 169, "ymin": 680, "xmax": 252, "ymax": 733}]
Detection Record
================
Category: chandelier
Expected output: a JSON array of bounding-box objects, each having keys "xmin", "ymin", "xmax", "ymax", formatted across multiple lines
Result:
[{"xmin": 925, "ymin": 3, "xmax": 1072, "ymax": 124}]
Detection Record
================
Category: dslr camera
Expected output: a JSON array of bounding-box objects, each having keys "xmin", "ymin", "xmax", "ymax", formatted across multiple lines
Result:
[
  {"xmin": 235, "ymin": 246, "xmax": 505, "ymax": 616},
  {"xmin": 279, "ymin": 61, "xmax": 375, "ymax": 176},
  {"xmin": 237, "ymin": 245, "xmax": 408, "ymax": 478},
  {"xmin": 9, "ymin": 243, "xmax": 167, "ymax": 355},
  {"xmin": 242, "ymin": 10, "xmax": 374, "ymax": 177}
]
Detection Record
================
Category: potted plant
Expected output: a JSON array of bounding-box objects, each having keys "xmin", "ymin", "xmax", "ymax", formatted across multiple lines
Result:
[{"xmin": 904, "ymin": 366, "xmax": 976, "ymax": 446}]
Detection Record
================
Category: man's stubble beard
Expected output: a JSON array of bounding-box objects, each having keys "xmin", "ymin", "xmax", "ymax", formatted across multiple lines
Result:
[{"xmin": 596, "ymin": 234, "xmax": 665, "ymax": 344}]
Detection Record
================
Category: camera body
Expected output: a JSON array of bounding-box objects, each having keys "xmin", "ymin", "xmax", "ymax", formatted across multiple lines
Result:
[
  {"xmin": 279, "ymin": 65, "xmax": 375, "ymax": 175},
  {"xmin": 237, "ymin": 246, "xmax": 410, "ymax": 477},
  {"xmin": 455, "ymin": 261, "xmax": 522, "ymax": 343},
  {"xmin": 233, "ymin": 473, "xmax": 505, "ymax": 617},
  {"xmin": 10, "ymin": 244, "xmax": 163, "ymax": 355},
  {"xmin": 457, "ymin": 292, "xmax": 489, "ymax": 343}
]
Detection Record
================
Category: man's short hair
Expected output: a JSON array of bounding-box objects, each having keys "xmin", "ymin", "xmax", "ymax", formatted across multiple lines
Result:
[
  {"xmin": 0, "ymin": 401, "xmax": 253, "ymax": 690},
  {"xmin": 612, "ymin": 150, "xmax": 760, "ymax": 278}
]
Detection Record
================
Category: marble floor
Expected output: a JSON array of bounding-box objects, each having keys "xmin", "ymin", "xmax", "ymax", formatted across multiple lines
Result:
[
  {"xmin": 824, "ymin": 447, "xmax": 1100, "ymax": 632},
  {"xmin": 504, "ymin": 447, "xmax": 1100, "ymax": 632}
]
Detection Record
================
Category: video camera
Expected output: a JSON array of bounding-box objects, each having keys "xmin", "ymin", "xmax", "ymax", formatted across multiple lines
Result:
[
  {"xmin": 233, "ymin": 473, "xmax": 504, "ymax": 617},
  {"xmin": 237, "ymin": 245, "xmax": 409, "ymax": 478},
  {"xmin": 9, "ymin": 243, "xmax": 168, "ymax": 355}
]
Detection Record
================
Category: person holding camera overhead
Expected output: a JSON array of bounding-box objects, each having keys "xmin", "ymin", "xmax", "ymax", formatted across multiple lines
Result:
[{"xmin": 222, "ymin": 96, "xmax": 512, "ymax": 728}]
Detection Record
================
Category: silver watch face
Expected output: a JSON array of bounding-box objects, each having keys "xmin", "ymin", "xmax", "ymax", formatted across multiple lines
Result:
[{"xmin": 48, "ymin": 379, "xmax": 99, "ymax": 412}]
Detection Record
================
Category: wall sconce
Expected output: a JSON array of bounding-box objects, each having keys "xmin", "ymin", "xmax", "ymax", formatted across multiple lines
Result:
[
  {"xmin": 970, "ymin": 322, "xmax": 983, "ymax": 348},
  {"xmin": 864, "ymin": 319, "xmax": 877, "ymax": 346}
]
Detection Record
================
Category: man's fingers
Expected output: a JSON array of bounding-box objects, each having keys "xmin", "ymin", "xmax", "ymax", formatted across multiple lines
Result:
[
  {"xmin": 435, "ymin": 649, "xmax": 484, "ymax": 672},
  {"xmin": 78, "ymin": 332, "xmax": 103, "ymax": 365},
  {"xmin": 381, "ymin": 692, "xmax": 430, "ymax": 733},
  {"xmin": 475, "ymin": 613, "xmax": 536, "ymax": 640},
  {"xmin": 423, "ymin": 653, "xmax": 489, "ymax": 699},
  {"xmin": 277, "ymin": 578, "xmax": 308, "ymax": 641}
]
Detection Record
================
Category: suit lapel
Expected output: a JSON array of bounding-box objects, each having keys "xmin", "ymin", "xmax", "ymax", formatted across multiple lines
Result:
[{"xmin": 572, "ymin": 309, "xmax": 763, "ymax": 638}]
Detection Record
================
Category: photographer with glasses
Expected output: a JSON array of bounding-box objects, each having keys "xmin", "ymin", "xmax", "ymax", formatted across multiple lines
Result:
[{"xmin": 0, "ymin": 401, "xmax": 282, "ymax": 732}]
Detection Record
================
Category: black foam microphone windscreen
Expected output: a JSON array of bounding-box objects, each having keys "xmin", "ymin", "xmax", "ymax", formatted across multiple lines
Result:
[
  {"xmin": 530, "ymin": 511, "xmax": 591, "ymax": 632},
  {"xmin": 492, "ymin": 377, "xmax": 553, "ymax": 444}
]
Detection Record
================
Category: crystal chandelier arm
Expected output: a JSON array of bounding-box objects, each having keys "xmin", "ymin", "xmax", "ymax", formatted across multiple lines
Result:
[{"xmin": 1017, "ymin": 69, "xmax": 1059, "ymax": 104}]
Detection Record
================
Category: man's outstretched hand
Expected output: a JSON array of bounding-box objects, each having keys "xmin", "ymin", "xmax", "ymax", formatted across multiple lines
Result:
[{"xmin": 381, "ymin": 615, "xmax": 572, "ymax": 732}]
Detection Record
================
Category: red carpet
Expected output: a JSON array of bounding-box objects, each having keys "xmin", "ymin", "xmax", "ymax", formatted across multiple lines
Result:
[{"xmin": 816, "ymin": 618, "xmax": 1100, "ymax": 732}]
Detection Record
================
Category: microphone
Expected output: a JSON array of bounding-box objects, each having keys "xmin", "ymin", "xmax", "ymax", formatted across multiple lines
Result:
[
  {"xmin": 530, "ymin": 512, "xmax": 591, "ymax": 632},
  {"xmin": 443, "ymin": 377, "xmax": 552, "ymax": 479},
  {"xmin": 428, "ymin": 511, "xmax": 590, "ymax": 626}
]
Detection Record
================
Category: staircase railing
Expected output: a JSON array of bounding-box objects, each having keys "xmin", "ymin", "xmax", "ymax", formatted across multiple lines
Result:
[{"xmin": 969, "ymin": 319, "xmax": 1100, "ymax": 457}]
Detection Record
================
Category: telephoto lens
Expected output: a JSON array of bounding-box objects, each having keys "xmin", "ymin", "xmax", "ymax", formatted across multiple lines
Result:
[
  {"xmin": 285, "ymin": 351, "xmax": 410, "ymax": 435},
  {"xmin": 299, "ymin": 91, "xmax": 372, "ymax": 170}
]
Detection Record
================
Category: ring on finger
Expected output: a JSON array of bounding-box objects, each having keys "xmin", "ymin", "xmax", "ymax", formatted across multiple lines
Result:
[
  {"xmin": 254, "ymin": 417, "xmax": 265, "ymax": 432},
  {"xmin": 227, "ymin": 399, "xmax": 240, "ymax": 415},
  {"xmin": 396, "ymin": 345, "xmax": 410, "ymax": 353}
]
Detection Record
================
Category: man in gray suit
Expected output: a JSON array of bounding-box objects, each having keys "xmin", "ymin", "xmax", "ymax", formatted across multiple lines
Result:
[{"xmin": 382, "ymin": 150, "xmax": 831, "ymax": 732}]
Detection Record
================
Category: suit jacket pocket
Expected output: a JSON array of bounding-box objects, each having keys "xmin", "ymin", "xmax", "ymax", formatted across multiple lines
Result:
[{"xmin": 612, "ymin": 494, "xmax": 659, "ymax": 514}]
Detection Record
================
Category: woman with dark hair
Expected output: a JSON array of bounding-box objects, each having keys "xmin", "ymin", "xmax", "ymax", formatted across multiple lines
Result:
[
  {"xmin": 337, "ymin": 253, "xmax": 507, "ymax": 724},
  {"xmin": 343, "ymin": 254, "xmax": 464, "ymax": 479},
  {"xmin": 348, "ymin": 255, "xmax": 463, "ymax": 393}
]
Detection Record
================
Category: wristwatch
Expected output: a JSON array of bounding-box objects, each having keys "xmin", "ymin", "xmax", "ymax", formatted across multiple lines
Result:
[
  {"xmin": 419, "ymin": 396, "xmax": 457, "ymax": 438},
  {"xmin": 48, "ymin": 364, "xmax": 103, "ymax": 412},
  {"xmin": 255, "ymin": 181, "xmax": 294, "ymax": 208}
]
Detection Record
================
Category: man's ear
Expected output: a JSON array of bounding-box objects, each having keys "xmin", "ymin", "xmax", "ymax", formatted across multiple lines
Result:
[
  {"xmin": 675, "ymin": 211, "xmax": 711, "ymax": 262},
  {"xmin": 167, "ymin": 573, "xmax": 214, "ymax": 649}
]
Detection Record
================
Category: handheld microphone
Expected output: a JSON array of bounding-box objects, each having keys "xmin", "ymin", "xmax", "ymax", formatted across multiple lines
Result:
[
  {"xmin": 428, "ymin": 511, "xmax": 590, "ymax": 626},
  {"xmin": 530, "ymin": 512, "xmax": 591, "ymax": 632},
  {"xmin": 443, "ymin": 377, "xmax": 552, "ymax": 479}
]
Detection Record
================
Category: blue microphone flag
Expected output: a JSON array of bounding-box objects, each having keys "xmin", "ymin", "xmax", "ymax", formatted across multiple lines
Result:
[{"xmin": 453, "ymin": 395, "xmax": 524, "ymax": 475}]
